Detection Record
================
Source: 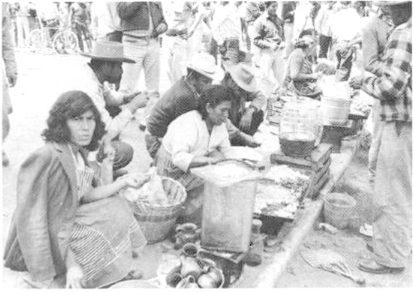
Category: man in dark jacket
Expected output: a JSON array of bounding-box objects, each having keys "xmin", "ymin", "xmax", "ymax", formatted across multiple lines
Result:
[{"xmin": 117, "ymin": 2, "xmax": 168, "ymax": 130}]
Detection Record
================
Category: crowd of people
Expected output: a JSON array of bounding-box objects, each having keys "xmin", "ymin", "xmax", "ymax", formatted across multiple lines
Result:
[{"xmin": 1, "ymin": 1, "xmax": 412, "ymax": 289}]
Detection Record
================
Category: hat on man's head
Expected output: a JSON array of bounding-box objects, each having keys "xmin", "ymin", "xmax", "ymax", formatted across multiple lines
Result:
[
  {"xmin": 225, "ymin": 63, "xmax": 258, "ymax": 93},
  {"xmin": 81, "ymin": 41, "xmax": 135, "ymax": 63},
  {"xmin": 186, "ymin": 52, "xmax": 224, "ymax": 81}
]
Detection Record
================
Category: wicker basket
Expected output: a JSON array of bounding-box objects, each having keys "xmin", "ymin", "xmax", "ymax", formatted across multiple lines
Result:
[
  {"xmin": 125, "ymin": 177, "xmax": 187, "ymax": 244},
  {"xmin": 279, "ymin": 132, "xmax": 315, "ymax": 158}
]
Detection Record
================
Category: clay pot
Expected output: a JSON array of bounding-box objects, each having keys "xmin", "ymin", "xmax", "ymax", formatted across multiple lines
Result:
[
  {"xmin": 174, "ymin": 223, "xmax": 200, "ymax": 249},
  {"xmin": 166, "ymin": 272, "xmax": 183, "ymax": 288},
  {"xmin": 197, "ymin": 274, "xmax": 216, "ymax": 289},
  {"xmin": 182, "ymin": 243, "xmax": 199, "ymax": 258},
  {"xmin": 176, "ymin": 275, "xmax": 199, "ymax": 289},
  {"xmin": 180, "ymin": 256, "xmax": 202, "ymax": 279}
]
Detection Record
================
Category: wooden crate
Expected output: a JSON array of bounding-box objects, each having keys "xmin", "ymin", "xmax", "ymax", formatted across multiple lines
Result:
[{"xmin": 270, "ymin": 143, "xmax": 333, "ymax": 171}]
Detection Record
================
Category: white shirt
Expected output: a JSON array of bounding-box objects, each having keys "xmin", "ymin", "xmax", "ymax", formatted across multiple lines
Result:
[
  {"xmin": 162, "ymin": 111, "xmax": 231, "ymax": 172},
  {"xmin": 293, "ymin": 2, "xmax": 313, "ymax": 40},
  {"xmin": 330, "ymin": 7, "xmax": 362, "ymax": 41},
  {"xmin": 91, "ymin": 2, "xmax": 121, "ymax": 40},
  {"xmin": 211, "ymin": 2, "xmax": 242, "ymax": 45},
  {"xmin": 75, "ymin": 64, "xmax": 133, "ymax": 137},
  {"xmin": 315, "ymin": 4, "xmax": 335, "ymax": 37}
]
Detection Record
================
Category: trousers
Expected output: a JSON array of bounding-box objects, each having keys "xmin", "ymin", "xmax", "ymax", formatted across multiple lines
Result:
[
  {"xmin": 372, "ymin": 121, "xmax": 412, "ymax": 268},
  {"xmin": 368, "ymin": 99, "xmax": 385, "ymax": 185},
  {"xmin": 120, "ymin": 35, "xmax": 161, "ymax": 125}
]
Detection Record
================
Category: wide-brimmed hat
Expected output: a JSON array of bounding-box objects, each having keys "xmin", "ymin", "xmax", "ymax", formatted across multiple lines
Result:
[
  {"xmin": 376, "ymin": 1, "xmax": 410, "ymax": 6},
  {"xmin": 186, "ymin": 52, "xmax": 224, "ymax": 81},
  {"xmin": 81, "ymin": 41, "xmax": 135, "ymax": 63},
  {"xmin": 225, "ymin": 63, "xmax": 258, "ymax": 93}
]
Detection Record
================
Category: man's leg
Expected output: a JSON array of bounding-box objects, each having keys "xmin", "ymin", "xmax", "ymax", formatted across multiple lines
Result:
[
  {"xmin": 16, "ymin": 17, "xmax": 24, "ymax": 47},
  {"xmin": 22, "ymin": 17, "xmax": 30, "ymax": 47},
  {"xmin": 319, "ymin": 34, "xmax": 330, "ymax": 58},
  {"xmin": 272, "ymin": 50, "xmax": 286, "ymax": 88},
  {"xmin": 3, "ymin": 73, "xmax": 11, "ymax": 166},
  {"xmin": 119, "ymin": 36, "xmax": 145, "ymax": 95},
  {"xmin": 110, "ymin": 140, "xmax": 134, "ymax": 170},
  {"xmin": 283, "ymin": 22, "xmax": 294, "ymax": 59},
  {"xmin": 259, "ymin": 49, "xmax": 277, "ymax": 84},
  {"xmin": 372, "ymin": 122, "xmax": 412, "ymax": 268},
  {"xmin": 224, "ymin": 38, "xmax": 240, "ymax": 65},
  {"xmin": 2, "ymin": 106, "xmax": 10, "ymax": 166},
  {"xmin": 141, "ymin": 38, "xmax": 161, "ymax": 127},
  {"xmin": 368, "ymin": 100, "xmax": 385, "ymax": 186},
  {"xmin": 74, "ymin": 23, "xmax": 84, "ymax": 52}
]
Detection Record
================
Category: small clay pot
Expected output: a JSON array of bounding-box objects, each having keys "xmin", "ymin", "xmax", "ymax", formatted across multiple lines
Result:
[
  {"xmin": 182, "ymin": 243, "xmax": 199, "ymax": 258},
  {"xmin": 166, "ymin": 272, "xmax": 183, "ymax": 288},
  {"xmin": 180, "ymin": 256, "xmax": 202, "ymax": 279},
  {"xmin": 176, "ymin": 275, "xmax": 198, "ymax": 289}
]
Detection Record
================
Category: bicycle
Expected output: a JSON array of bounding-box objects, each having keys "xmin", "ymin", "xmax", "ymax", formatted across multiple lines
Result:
[{"xmin": 29, "ymin": 18, "xmax": 79, "ymax": 54}]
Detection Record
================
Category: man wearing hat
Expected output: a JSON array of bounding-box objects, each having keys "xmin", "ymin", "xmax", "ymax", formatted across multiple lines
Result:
[
  {"xmin": 221, "ymin": 62, "xmax": 264, "ymax": 147},
  {"xmin": 350, "ymin": 0, "xmax": 411, "ymax": 274},
  {"xmin": 79, "ymin": 40, "xmax": 148, "ymax": 171},
  {"xmin": 145, "ymin": 52, "xmax": 223, "ymax": 158}
]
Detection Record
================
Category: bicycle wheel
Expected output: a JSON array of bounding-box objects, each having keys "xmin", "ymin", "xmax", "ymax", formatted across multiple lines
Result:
[
  {"xmin": 52, "ymin": 30, "xmax": 79, "ymax": 55},
  {"xmin": 29, "ymin": 29, "xmax": 45, "ymax": 53}
]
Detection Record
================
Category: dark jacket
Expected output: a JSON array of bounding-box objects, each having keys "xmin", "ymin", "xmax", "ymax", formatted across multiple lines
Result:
[
  {"xmin": 117, "ymin": 2, "xmax": 167, "ymax": 34},
  {"xmin": 4, "ymin": 143, "xmax": 79, "ymax": 282}
]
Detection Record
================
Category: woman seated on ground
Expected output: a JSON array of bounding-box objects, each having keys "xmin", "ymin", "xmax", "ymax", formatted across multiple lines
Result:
[
  {"xmin": 154, "ymin": 85, "xmax": 232, "ymax": 225},
  {"xmin": 283, "ymin": 35, "xmax": 323, "ymax": 99},
  {"xmin": 4, "ymin": 91, "xmax": 148, "ymax": 289}
]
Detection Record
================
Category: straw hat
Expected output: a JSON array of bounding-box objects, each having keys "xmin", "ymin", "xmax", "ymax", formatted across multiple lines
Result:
[
  {"xmin": 225, "ymin": 63, "xmax": 258, "ymax": 93},
  {"xmin": 186, "ymin": 52, "xmax": 224, "ymax": 81},
  {"xmin": 81, "ymin": 41, "xmax": 135, "ymax": 63}
]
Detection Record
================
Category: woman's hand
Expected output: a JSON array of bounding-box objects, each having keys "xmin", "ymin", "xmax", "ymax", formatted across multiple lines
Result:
[
  {"xmin": 65, "ymin": 266, "xmax": 84, "ymax": 289},
  {"xmin": 102, "ymin": 144, "xmax": 116, "ymax": 164},
  {"xmin": 121, "ymin": 174, "xmax": 150, "ymax": 189}
]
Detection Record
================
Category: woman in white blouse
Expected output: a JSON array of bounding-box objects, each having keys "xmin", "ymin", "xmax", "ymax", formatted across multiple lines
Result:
[{"xmin": 154, "ymin": 85, "xmax": 232, "ymax": 224}]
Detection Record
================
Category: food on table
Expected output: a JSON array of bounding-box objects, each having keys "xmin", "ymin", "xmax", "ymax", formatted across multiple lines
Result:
[{"xmin": 255, "ymin": 165, "xmax": 310, "ymax": 219}]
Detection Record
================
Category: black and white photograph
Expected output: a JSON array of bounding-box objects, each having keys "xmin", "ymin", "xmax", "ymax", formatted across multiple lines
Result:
[{"xmin": 1, "ymin": 0, "xmax": 412, "ymax": 288}]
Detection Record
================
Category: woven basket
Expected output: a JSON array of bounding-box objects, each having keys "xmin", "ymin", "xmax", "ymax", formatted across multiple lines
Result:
[
  {"xmin": 126, "ymin": 177, "xmax": 187, "ymax": 244},
  {"xmin": 279, "ymin": 132, "xmax": 315, "ymax": 158}
]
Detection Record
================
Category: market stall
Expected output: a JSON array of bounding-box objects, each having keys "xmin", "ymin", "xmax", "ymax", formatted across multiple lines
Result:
[{"xmin": 110, "ymin": 81, "xmax": 369, "ymax": 288}]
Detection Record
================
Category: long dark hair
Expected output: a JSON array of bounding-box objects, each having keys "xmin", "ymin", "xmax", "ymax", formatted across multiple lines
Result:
[
  {"xmin": 197, "ymin": 85, "xmax": 233, "ymax": 120},
  {"xmin": 42, "ymin": 91, "xmax": 105, "ymax": 151}
]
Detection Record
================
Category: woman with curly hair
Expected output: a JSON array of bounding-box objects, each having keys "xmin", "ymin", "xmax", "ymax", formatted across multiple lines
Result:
[
  {"xmin": 4, "ymin": 91, "xmax": 148, "ymax": 288},
  {"xmin": 282, "ymin": 35, "xmax": 323, "ymax": 98}
]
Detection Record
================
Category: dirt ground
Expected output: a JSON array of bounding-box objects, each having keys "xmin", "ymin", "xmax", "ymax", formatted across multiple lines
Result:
[
  {"xmin": 2, "ymin": 50, "xmax": 412, "ymax": 288},
  {"xmin": 277, "ymin": 147, "xmax": 413, "ymax": 288}
]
